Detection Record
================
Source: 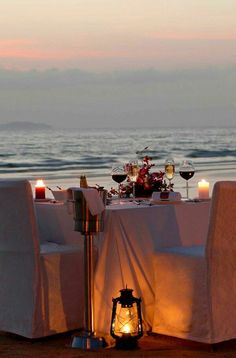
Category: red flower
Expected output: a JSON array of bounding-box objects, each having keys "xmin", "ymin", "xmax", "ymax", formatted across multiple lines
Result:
[{"xmin": 137, "ymin": 156, "xmax": 164, "ymax": 190}]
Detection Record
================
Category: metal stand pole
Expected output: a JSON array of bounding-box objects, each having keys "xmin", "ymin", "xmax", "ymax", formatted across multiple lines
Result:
[
  {"xmin": 84, "ymin": 233, "xmax": 94, "ymax": 335},
  {"xmin": 71, "ymin": 233, "xmax": 105, "ymax": 349}
]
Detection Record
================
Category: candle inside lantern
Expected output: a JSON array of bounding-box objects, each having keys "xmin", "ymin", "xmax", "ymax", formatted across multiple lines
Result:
[
  {"xmin": 198, "ymin": 179, "xmax": 209, "ymax": 199},
  {"xmin": 110, "ymin": 288, "xmax": 143, "ymax": 349},
  {"xmin": 35, "ymin": 179, "xmax": 46, "ymax": 200},
  {"xmin": 121, "ymin": 323, "xmax": 131, "ymax": 334}
]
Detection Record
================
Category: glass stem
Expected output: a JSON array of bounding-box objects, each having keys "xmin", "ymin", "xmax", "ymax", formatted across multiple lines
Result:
[
  {"xmin": 186, "ymin": 180, "xmax": 189, "ymax": 199},
  {"xmin": 132, "ymin": 182, "xmax": 136, "ymax": 200},
  {"xmin": 118, "ymin": 184, "xmax": 121, "ymax": 203}
]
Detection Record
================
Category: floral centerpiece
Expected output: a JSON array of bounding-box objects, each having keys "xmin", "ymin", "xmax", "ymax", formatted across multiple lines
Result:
[
  {"xmin": 135, "ymin": 155, "xmax": 165, "ymax": 196},
  {"xmin": 108, "ymin": 155, "xmax": 173, "ymax": 199},
  {"xmin": 120, "ymin": 155, "xmax": 168, "ymax": 198}
]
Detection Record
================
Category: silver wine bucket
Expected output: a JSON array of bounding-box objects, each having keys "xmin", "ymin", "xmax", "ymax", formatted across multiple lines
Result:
[{"xmin": 69, "ymin": 188, "xmax": 107, "ymax": 234}]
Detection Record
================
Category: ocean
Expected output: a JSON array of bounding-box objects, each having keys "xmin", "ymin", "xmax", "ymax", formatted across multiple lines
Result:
[{"xmin": 0, "ymin": 127, "xmax": 235, "ymax": 198}]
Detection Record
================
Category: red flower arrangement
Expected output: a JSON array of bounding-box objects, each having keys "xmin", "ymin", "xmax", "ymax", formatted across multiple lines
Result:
[
  {"xmin": 119, "ymin": 155, "xmax": 167, "ymax": 198},
  {"xmin": 134, "ymin": 155, "xmax": 165, "ymax": 197}
]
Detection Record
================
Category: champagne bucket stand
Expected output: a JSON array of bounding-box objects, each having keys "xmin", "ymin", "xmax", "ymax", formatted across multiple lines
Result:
[{"xmin": 70, "ymin": 189, "xmax": 106, "ymax": 349}]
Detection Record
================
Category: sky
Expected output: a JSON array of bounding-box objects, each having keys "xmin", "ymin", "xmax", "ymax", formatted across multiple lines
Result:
[{"xmin": 0, "ymin": 0, "xmax": 236, "ymax": 128}]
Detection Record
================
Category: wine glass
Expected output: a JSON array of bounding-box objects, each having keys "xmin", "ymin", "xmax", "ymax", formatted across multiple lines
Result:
[
  {"xmin": 127, "ymin": 160, "xmax": 140, "ymax": 200},
  {"xmin": 165, "ymin": 158, "xmax": 175, "ymax": 191},
  {"xmin": 179, "ymin": 160, "xmax": 195, "ymax": 199},
  {"xmin": 111, "ymin": 164, "xmax": 127, "ymax": 202}
]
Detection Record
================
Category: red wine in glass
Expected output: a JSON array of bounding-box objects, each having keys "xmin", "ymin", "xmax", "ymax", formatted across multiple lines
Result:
[
  {"xmin": 179, "ymin": 160, "xmax": 195, "ymax": 199},
  {"xmin": 112, "ymin": 174, "xmax": 127, "ymax": 183},
  {"xmin": 111, "ymin": 164, "xmax": 127, "ymax": 202},
  {"xmin": 179, "ymin": 171, "xmax": 195, "ymax": 181}
]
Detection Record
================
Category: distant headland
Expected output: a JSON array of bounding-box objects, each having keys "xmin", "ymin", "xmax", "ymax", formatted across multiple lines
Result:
[{"xmin": 0, "ymin": 121, "xmax": 52, "ymax": 131}]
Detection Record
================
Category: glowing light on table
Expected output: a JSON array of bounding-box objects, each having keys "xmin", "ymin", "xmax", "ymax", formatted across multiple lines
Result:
[
  {"xmin": 198, "ymin": 179, "xmax": 209, "ymax": 199},
  {"xmin": 35, "ymin": 179, "xmax": 46, "ymax": 199}
]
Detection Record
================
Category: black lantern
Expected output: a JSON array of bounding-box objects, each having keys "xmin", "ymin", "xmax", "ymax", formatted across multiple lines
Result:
[{"xmin": 110, "ymin": 288, "xmax": 143, "ymax": 349}]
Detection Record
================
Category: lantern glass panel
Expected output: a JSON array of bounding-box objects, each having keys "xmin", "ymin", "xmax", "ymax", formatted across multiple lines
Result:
[{"xmin": 113, "ymin": 302, "xmax": 139, "ymax": 337}]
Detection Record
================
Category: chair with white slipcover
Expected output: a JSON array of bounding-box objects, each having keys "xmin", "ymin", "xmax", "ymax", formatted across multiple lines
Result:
[
  {"xmin": 152, "ymin": 181, "xmax": 236, "ymax": 343},
  {"xmin": 0, "ymin": 179, "xmax": 84, "ymax": 338}
]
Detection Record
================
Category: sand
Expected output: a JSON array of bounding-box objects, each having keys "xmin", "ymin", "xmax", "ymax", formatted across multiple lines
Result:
[{"xmin": 1, "ymin": 331, "xmax": 236, "ymax": 358}]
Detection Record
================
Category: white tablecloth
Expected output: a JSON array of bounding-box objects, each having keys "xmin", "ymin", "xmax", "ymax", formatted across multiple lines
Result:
[{"xmin": 35, "ymin": 199, "xmax": 210, "ymax": 334}]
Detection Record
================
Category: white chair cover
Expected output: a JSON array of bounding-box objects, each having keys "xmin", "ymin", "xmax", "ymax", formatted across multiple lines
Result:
[
  {"xmin": 152, "ymin": 181, "xmax": 236, "ymax": 343},
  {"xmin": 0, "ymin": 179, "xmax": 84, "ymax": 338}
]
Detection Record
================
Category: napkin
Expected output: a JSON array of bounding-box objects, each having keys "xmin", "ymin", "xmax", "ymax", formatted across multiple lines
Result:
[
  {"xmin": 151, "ymin": 191, "xmax": 182, "ymax": 202},
  {"xmin": 52, "ymin": 190, "xmax": 68, "ymax": 202},
  {"xmin": 69, "ymin": 187, "xmax": 105, "ymax": 216}
]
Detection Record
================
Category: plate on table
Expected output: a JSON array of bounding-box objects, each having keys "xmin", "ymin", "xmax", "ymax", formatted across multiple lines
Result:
[
  {"xmin": 185, "ymin": 198, "xmax": 211, "ymax": 203},
  {"xmin": 151, "ymin": 200, "xmax": 183, "ymax": 205}
]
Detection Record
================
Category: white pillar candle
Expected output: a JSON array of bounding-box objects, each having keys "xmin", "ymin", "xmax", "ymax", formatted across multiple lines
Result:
[{"xmin": 198, "ymin": 179, "xmax": 209, "ymax": 199}]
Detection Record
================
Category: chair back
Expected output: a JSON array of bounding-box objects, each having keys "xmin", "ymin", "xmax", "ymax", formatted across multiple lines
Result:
[
  {"xmin": 206, "ymin": 181, "xmax": 236, "ymax": 340},
  {"xmin": 0, "ymin": 179, "xmax": 40, "ymax": 253},
  {"xmin": 0, "ymin": 179, "xmax": 41, "ymax": 336}
]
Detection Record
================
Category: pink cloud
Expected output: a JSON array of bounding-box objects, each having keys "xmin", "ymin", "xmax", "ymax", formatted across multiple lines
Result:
[
  {"xmin": 1, "ymin": 35, "xmax": 235, "ymax": 71},
  {"xmin": 0, "ymin": 38, "xmax": 124, "ymax": 61},
  {"xmin": 0, "ymin": 39, "xmax": 43, "ymax": 59}
]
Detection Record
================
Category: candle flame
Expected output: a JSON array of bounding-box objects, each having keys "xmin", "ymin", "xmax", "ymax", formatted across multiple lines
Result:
[
  {"xmin": 35, "ymin": 179, "xmax": 45, "ymax": 187},
  {"xmin": 122, "ymin": 324, "xmax": 131, "ymax": 334}
]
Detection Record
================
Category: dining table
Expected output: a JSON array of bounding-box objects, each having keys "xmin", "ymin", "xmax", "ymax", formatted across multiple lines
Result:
[{"xmin": 35, "ymin": 198, "xmax": 210, "ymax": 335}]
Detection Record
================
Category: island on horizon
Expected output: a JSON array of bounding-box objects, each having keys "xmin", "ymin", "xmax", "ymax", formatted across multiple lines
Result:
[{"xmin": 0, "ymin": 121, "xmax": 53, "ymax": 131}]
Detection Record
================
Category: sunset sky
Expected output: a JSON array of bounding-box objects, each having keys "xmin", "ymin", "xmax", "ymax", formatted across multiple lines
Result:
[
  {"xmin": 0, "ymin": 1, "xmax": 236, "ymax": 128},
  {"xmin": 1, "ymin": 0, "xmax": 236, "ymax": 71}
]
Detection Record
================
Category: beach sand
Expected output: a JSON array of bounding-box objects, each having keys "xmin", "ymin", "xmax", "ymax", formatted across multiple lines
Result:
[{"xmin": 1, "ymin": 331, "xmax": 236, "ymax": 357}]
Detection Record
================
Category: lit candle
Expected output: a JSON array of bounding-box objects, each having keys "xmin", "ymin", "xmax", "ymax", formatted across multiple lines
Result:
[
  {"xmin": 35, "ymin": 179, "xmax": 46, "ymax": 199},
  {"xmin": 121, "ymin": 324, "xmax": 131, "ymax": 334},
  {"xmin": 198, "ymin": 179, "xmax": 209, "ymax": 199}
]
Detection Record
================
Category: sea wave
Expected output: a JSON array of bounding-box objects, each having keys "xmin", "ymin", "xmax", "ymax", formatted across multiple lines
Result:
[
  {"xmin": 0, "ymin": 127, "xmax": 236, "ymax": 183},
  {"xmin": 187, "ymin": 149, "xmax": 236, "ymax": 158}
]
